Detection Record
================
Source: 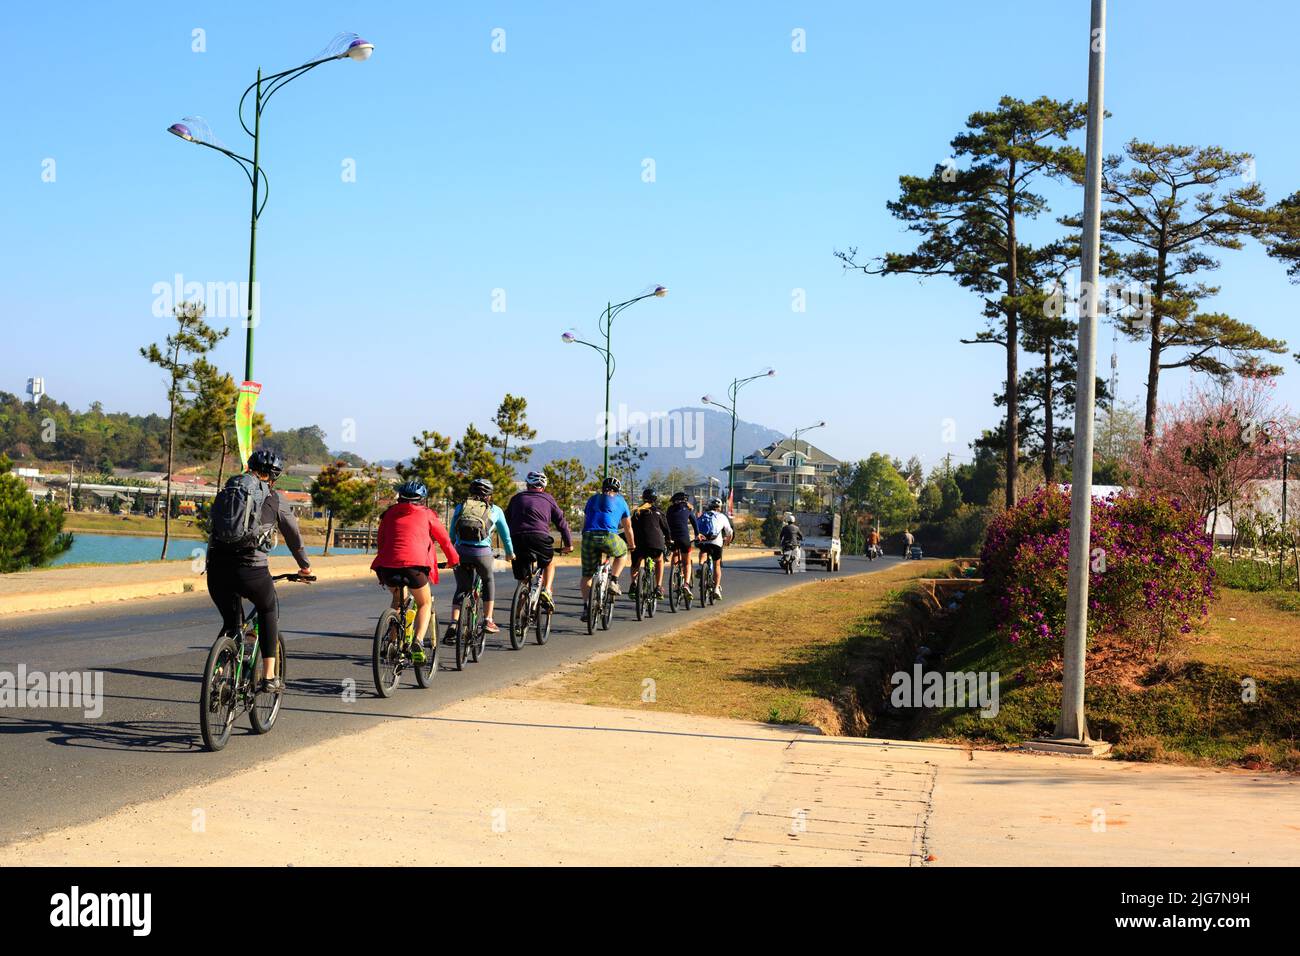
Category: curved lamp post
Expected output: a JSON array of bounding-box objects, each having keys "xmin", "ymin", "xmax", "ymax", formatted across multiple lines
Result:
[
  {"xmin": 561, "ymin": 285, "xmax": 667, "ymax": 475},
  {"xmin": 788, "ymin": 420, "xmax": 826, "ymax": 511},
  {"xmin": 167, "ymin": 32, "xmax": 374, "ymax": 383},
  {"xmin": 702, "ymin": 367, "xmax": 776, "ymax": 514}
]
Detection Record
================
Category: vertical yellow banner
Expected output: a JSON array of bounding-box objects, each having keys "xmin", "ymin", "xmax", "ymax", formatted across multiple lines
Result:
[{"xmin": 236, "ymin": 381, "xmax": 262, "ymax": 470}]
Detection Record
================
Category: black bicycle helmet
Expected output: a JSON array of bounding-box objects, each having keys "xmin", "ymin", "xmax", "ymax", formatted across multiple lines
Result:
[
  {"xmin": 396, "ymin": 480, "xmax": 427, "ymax": 501},
  {"xmin": 469, "ymin": 477, "xmax": 494, "ymax": 497},
  {"xmin": 248, "ymin": 448, "xmax": 284, "ymax": 480},
  {"xmin": 642, "ymin": 487, "xmax": 656, "ymax": 502},
  {"xmin": 670, "ymin": 491, "xmax": 688, "ymax": 504},
  {"xmin": 602, "ymin": 476, "xmax": 622, "ymax": 493}
]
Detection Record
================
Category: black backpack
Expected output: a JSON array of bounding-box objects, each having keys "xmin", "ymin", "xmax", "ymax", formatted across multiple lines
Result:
[{"xmin": 209, "ymin": 473, "xmax": 273, "ymax": 550}]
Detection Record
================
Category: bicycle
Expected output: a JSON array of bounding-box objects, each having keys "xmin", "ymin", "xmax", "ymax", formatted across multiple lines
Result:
[
  {"xmin": 199, "ymin": 572, "xmax": 315, "ymax": 753},
  {"xmin": 509, "ymin": 558, "xmax": 553, "ymax": 648},
  {"xmin": 697, "ymin": 548, "xmax": 718, "ymax": 606},
  {"xmin": 372, "ymin": 571, "xmax": 438, "ymax": 698},
  {"xmin": 667, "ymin": 546, "xmax": 693, "ymax": 612},
  {"xmin": 454, "ymin": 565, "xmax": 489, "ymax": 670},
  {"xmin": 631, "ymin": 551, "xmax": 661, "ymax": 620},
  {"xmin": 586, "ymin": 553, "xmax": 617, "ymax": 634}
]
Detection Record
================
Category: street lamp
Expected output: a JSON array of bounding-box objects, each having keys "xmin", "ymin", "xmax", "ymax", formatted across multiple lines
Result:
[
  {"xmin": 788, "ymin": 420, "xmax": 827, "ymax": 512},
  {"xmin": 561, "ymin": 285, "xmax": 667, "ymax": 475},
  {"xmin": 702, "ymin": 367, "xmax": 776, "ymax": 514},
  {"xmin": 166, "ymin": 32, "xmax": 374, "ymax": 385},
  {"xmin": 1044, "ymin": 0, "xmax": 1106, "ymax": 755}
]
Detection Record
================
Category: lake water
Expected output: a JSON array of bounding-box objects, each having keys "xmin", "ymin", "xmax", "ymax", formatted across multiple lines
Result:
[{"xmin": 53, "ymin": 534, "xmax": 364, "ymax": 566}]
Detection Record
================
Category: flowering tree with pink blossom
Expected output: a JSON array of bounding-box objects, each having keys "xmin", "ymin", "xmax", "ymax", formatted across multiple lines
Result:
[
  {"xmin": 981, "ymin": 485, "xmax": 1214, "ymax": 661},
  {"xmin": 1126, "ymin": 377, "xmax": 1294, "ymax": 550}
]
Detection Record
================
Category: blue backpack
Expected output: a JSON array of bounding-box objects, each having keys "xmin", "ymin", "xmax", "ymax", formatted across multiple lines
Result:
[{"xmin": 697, "ymin": 510, "xmax": 718, "ymax": 538}]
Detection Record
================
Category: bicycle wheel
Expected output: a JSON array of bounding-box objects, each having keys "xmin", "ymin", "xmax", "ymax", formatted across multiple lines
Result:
[
  {"xmin": 586, "ymin": 577, "xmax": 600, "ymax": 635},
  {"xmin": 600, "ymin": 585, "xmax": 614, "ymax": 631},
  {"xmin": 372, "ymin": 609, "xmax": 403, "ymax": 698},
  {"xmin": 414, "ymin": 614, "xmax": 438, "ymax": 688},
  {"xmin": 199, "ymin": 634, "xmax": 239, "ymax": 752},
  {"xmin": 633, "ymin": 568, "xmax": 645, "ymax": 621},
  {"xmin": 249, "ymin": 635, "xmax": 285, "ymax": 735},
  {"xmin": 455, "ymin": 605, "xmax": 471, "ymax": 671},
  {"xmin": 668, "ymin": 564, "xmax": 679, "ymax": 612},
  {"xmin": 535, "ymin": 601, "xmax": 552, "ymax": 645},
  {"xmin": 468, "ymin": 596, "xmax": 486, "ymax": 663},
  {"xmin": 698, "ymin": 565, "xmax": 709, "ymax": 607},
  {"xmin": 509, "ymin": 579, "xmax": 530, "ymax": 650}
]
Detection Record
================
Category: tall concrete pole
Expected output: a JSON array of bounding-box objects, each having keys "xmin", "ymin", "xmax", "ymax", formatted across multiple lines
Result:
[{"xmin": 1056, "ymin": 0, "xmax": 1106, "ymax": 743}]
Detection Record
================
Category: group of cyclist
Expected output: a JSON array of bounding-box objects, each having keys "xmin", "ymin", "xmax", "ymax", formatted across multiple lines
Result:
[{"xmin": 205, "ymin": 449, "xmax": 736, "ymax": 692}]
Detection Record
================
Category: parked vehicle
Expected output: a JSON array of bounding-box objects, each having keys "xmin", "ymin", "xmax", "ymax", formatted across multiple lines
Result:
[{"xmin": 785, "ymin": 511, "xmax": 839, "ymax": 571}]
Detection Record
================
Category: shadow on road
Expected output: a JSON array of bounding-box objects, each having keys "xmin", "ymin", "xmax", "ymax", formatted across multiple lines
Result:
[{"xmin": 0, "ymin": 714, "xmax": 199, "ymax": 753}]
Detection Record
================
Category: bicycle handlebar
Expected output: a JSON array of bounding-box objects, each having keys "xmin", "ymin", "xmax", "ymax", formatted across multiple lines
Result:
[{"xmin": 273, "ymin": 573, "xmax": 317, "ymax": 583}]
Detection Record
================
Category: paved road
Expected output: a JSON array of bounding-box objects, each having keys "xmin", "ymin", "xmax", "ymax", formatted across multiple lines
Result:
[{"xmin": 0, "ymin": 553, "xmax": 896, "ymax": 845}]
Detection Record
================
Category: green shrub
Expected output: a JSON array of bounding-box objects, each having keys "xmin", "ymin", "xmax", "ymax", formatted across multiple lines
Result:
[
  {"xmin": 1212, "ymin": 555, "xmax": 1291, "ymax": 592},
  {"xmin": 0, "ymin": 454, "xmax": 74, "ymax": 572}
]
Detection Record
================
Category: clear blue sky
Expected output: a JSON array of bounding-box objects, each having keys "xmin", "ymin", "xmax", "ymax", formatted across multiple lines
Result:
[{"xmin": 4, "ymin": 0, "xmax": 1298, "ymax": 472}]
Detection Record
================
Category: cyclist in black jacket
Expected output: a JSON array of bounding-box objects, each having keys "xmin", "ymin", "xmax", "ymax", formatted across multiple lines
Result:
[
  {"xmin": 665, "ymin": 491, "xmax": 699, "ymax": 580},
  {"xmin": 630, "ymin": 488, "xmax": 672, "ymax": 599},
  {"xmin": 206, "ymin": 449, "xmax": 312, "ymax": 693}
]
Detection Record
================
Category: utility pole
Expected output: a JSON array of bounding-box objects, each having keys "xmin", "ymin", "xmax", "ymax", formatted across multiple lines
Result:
[{"xmin": 1032, "ymin": 0, "xmax": 1110, "ymax": 755}]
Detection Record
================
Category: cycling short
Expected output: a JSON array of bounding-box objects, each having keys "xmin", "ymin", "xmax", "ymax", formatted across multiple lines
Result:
[
  {"xmin": 374, "ymin": 566, "xmax": 431, "ymax": 589},
  {"xmin": 697, "ymin": 542, "xmax": 723, "ymax": 562},
  {"xmin": 669, "ymin": 541, "xmax": 693, "ymax": 556},
  {"xmin": 581, "ymin": 531, "xmax": 628, "ymax": 576},
  {"xmin": 632, "ymin": 546, "xmax": 666, "ymax": 563},
  {"xmin": 512, "ymin": 533, "xmax": 556, "ymax": 580}
]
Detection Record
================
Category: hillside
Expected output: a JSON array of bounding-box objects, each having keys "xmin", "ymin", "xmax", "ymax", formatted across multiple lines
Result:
[{"xmin": 520, "ymin": 406, "xmax": 784, "ymax": 480}]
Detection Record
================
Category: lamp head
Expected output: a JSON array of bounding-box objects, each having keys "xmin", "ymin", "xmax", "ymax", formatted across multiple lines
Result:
[
  {"xmin": 653, "ymin": 285, "xmax": 667, "ymax": 297},
  {"xmin": 561, "ymin": 331, "xmax": 577, "ymax": 344},
  {"xmin": 346, "ymin": 38, "xmax": 375, "ymax": 61},
  {"xmin": 167, "ymin": 123, "xmax": 194, "ymax": 142},
  {"xmin": 702, "ymin": 394, "xmax": 713, "ymax": 405}
]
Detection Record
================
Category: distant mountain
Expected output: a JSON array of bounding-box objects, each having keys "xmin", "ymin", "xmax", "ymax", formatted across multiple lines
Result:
[{"xmin": 521, "ymin": 407, "xmax": 784, "ymax": 480}]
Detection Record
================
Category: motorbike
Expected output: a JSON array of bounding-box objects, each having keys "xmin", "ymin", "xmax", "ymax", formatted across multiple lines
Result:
[{"xmin": 779, "ymin": 545, "xmax": 801, "ymax": 574}]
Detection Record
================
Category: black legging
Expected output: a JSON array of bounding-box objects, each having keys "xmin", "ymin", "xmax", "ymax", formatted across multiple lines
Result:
[
  {"xmin": 453, "ymin": 547, "xmax": 497, "ymax": 605},
  {"xmin": 207, "ymin": 561, "xmax": 280, "ymax": 657}
]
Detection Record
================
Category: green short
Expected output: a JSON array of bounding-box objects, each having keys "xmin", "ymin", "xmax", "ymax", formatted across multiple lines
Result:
[{"xmin": 581, "ymin": 531, "xmax": 628, "ymax": 576}]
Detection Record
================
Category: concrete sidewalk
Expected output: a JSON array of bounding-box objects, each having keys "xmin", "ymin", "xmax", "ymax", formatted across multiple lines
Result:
[{"xmin": 7, "ymin": 696, "xmax": 1297, "ymax": 866}]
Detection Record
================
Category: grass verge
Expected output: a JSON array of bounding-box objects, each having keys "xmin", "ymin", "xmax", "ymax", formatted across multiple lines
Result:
[
  {"xmin": 507, "ymin": 561, "xmax": 941, "ymax": 733},
  {"xmin": 913, "ymin": 586, "xmax": 1300, "ymax": 771}
]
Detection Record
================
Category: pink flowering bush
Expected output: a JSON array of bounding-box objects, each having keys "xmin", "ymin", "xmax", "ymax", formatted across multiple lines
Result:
[{"xmin": 980, "ymin": 486, "xmax": 1214, "ymax": 659}]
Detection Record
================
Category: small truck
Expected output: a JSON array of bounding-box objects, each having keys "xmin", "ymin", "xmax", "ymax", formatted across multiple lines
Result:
[{"xmin": 774, "ymin": 511, "xmax": 842, "ymax": 572}]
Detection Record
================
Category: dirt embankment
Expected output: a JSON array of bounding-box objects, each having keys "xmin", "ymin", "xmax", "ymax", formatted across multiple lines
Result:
[{"xmin": 816, "ymin": 575, "xmax": 980, "ymax": 738}]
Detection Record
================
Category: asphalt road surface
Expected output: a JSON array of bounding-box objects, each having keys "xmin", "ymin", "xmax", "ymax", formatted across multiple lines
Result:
[{"xmin": 0, "ymin": 553, "xmax": 898, "ymax": 845}]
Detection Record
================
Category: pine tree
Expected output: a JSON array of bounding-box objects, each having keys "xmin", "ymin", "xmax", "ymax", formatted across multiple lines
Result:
[
  {"xmin": 179, "ymin": 358, "xmax": 238, "ymax": 489},
  {"xmin": 1101, "ymin": 141, "xmax": 1288, "ymax": 439},
  {"xmin": 838, "ymin": 96, "xmax": 1087, "ymax": 508},
  {"xmin": 140, "ymin": 302, "xmax": 227, "ymax": 559},
  {"xmin": 491, "ymin": 394, "xmax": 537, "ymax": 476}
]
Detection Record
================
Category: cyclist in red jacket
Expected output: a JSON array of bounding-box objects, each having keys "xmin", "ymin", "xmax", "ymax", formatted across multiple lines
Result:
[{"xmin": 371, "ymin": 481, "xmax": 459, "ymax": 662}]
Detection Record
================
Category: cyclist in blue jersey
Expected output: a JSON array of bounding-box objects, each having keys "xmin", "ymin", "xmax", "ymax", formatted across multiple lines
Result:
[{"xmin": 579, "ymin": 476, "xmax": 635, "ymax": 622}]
